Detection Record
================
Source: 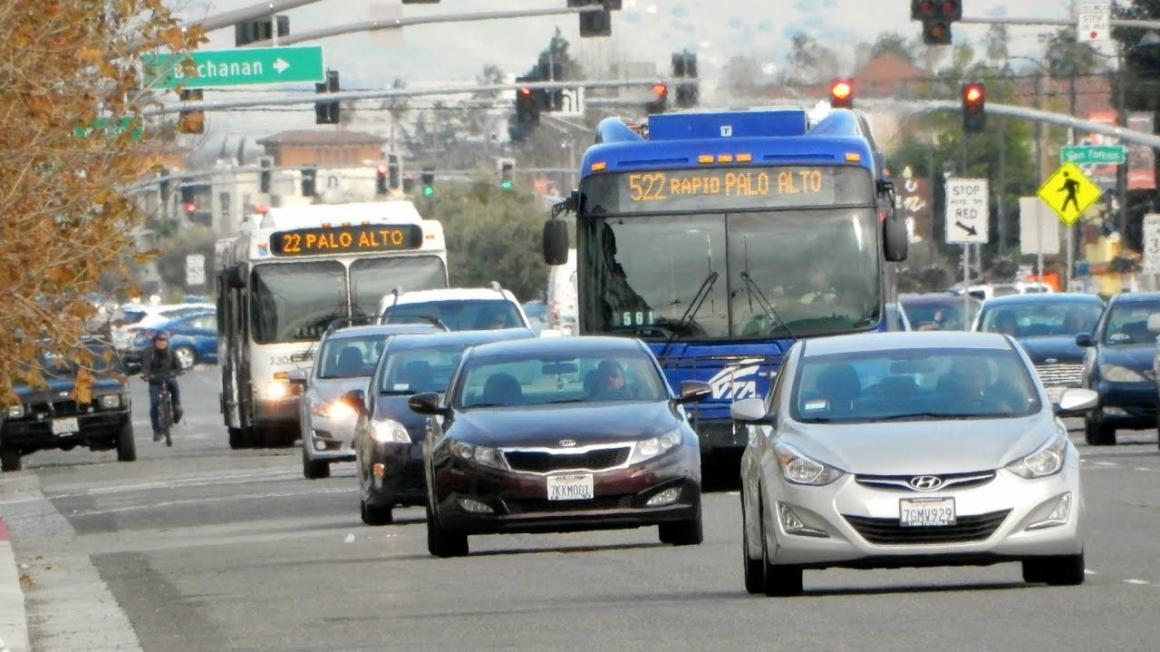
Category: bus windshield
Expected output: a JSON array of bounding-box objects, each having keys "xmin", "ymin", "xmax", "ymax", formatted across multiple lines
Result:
[
  {"xmin": 581, "ymin": 208, "xmax": 880, "ymax": 339},
  {"xmin": 350, "ymin": 256, "xmax": 447, "ymax": 319},
  {"xmin": 251, "ymin": 261, "xmax": 348, "ymax": 344}
]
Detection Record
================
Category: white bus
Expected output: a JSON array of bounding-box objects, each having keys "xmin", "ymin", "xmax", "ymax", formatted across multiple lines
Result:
[{"xmin": 215, "ymin": 201, "xmax": 448, "ymax": 448}]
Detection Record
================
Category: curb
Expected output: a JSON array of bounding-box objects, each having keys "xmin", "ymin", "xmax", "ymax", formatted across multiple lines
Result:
[{"xmin": 0, "ymin": 517, "xmax": 30, "ymax": 652}]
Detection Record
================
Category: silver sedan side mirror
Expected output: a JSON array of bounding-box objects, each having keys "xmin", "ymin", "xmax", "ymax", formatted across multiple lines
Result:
[
  {"xmin": 731, "ymin": 398, "xmax": 772, "ymax": 424},
  {"xmin": 1054, "ymin": 388, "xmax": 1098, "ymax": 416}
]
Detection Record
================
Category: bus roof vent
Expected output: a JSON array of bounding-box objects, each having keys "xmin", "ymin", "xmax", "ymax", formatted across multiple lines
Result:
[{"xmin": 648, "ymin": 110, "xmax": 808, "ymax": 141}]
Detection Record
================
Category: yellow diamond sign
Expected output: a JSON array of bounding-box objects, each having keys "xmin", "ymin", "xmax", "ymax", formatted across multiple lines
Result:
[{"xmin": 1037, "ymin": 162, "xmax": 1103, "ymax": 226}]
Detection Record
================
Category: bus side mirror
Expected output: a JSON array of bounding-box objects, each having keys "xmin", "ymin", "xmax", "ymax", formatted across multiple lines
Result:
[
  {"xmin": 543, "ymin": 220, "xmax": 569, "ymax": 266},
  {"xmin": 883, "ymin": 217, "xmax": 908, "ymax": 262},
  {"xmin": 226, "ymin": 264, "xmax": 247, "ymax": 289}
]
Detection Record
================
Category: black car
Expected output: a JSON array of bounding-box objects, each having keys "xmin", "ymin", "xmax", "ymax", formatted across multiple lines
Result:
[
  {"xmin": 974, "ymin": 293, "xmax": 1105, "ymax": 402},
  {"xmin": 410, "ymin": 336, "xmax": 710, "ymax": 557},
  {"xmin": 349, "ymin": 328, "xmax": 535, "ymax": 525},
  {"xmin": 1, "ymin": 340, "xmax": 135, "ymax": 471},
  {"xmin": 1077, "ymin": 292, "xmax": 1160, "ymax": 445},
  {"xmin": 899, "ymin": 292, "xmax": 980, "ymax": 331}
]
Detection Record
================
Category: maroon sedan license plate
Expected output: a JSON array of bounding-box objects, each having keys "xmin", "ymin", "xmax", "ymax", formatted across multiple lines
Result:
[{"xmin": 546, "ymin": 473, "xmax": 594, "ymax": 501}]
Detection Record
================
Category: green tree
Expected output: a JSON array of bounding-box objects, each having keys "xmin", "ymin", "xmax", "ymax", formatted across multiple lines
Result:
[
  {"xmin": 783, "ymin": 33, "xmax": 840, "ymax": 85},
  {"xmin": 857, "ymin": 32, "xmax": 917, "ymax": 65}
]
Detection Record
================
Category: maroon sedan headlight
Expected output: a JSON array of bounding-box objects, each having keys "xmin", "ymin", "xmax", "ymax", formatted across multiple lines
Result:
[
  {"xmin": 628, "ymin": 429, "xmax": 682, "ymax": 465},
  {"xmin": 448, "ymin": 439, "xmax": 507, "ymax": 470}
]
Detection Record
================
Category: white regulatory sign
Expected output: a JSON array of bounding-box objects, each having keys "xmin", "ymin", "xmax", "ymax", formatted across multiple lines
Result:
[
  {"xmin": 1144, "ymin": 214, "xmax": 1160, "ymax": 273},
  {"xmin": 556, "ymin": 87, "xmax": 585, "ymax": 117},
  {"xmin": 185, "ymin": 253, "xmax": 206, "ymax": 287},
  {"xmin": 1078, "ymin": 1, "xmax": 1111, "ymax": 42},
  {"xmin": 944, "ymin": 178, "xmax": 989, "ymax": 245}
]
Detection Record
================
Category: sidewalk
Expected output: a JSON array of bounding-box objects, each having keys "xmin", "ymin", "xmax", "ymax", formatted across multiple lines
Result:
[{"xmin": 0, "ymin": 516, "xmax": 30, "ymax": 652}]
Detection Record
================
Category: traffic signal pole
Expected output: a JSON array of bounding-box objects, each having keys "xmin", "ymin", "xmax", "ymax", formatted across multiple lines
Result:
[{"xmin": 190, "ymin": 0, "xmax": 326, "ymax": 32}]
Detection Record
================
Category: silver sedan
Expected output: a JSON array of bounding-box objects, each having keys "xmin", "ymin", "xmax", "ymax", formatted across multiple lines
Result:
[{"xmin": 733, "ymin": 331, "xmax": 1095, "ymax": 596}]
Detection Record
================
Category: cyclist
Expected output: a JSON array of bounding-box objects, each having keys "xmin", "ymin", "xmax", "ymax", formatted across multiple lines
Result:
[{"xmin": 142, "ymin": 331, "xmax": 183, "ymax": 442}]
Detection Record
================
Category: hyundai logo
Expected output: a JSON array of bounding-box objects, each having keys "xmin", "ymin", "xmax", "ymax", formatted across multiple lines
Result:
[
  {"xmin": 909, "ymin": 475, "xmax": 944, "ymax": 491},
  {"xmin": 559, "ymin": 439, "xmax": 577, "ymax": 448},
  {"xmin": 1044, "ymin": 358, "xmax": 1059, "ymax": 364}
]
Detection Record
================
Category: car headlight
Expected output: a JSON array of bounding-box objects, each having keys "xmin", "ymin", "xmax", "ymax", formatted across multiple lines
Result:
[
  {"xmin": 98, "ymin": 394, "xmax": 121, "ymax": 409},
  {"xmin": 1006, "ymin": 434, "xmax": 1067, "ymax": 479},
  {"xmin": 448, "ymin": 439, "xmax": 506, "ymax": 470},
  {"xmin": 311, "ymin": 400, "xmax": 357, "ymax": 421},
  {"xmin": 629, "ymin": 429, "xmax": 682, "ymax": 464},
  {"xmin": 260, "ymin": 381, "xmax": 291, "ymax": 401},
  {"xmin": 1099, "ymin": 364, "xmax": 1147, "ymax": 383},
  {"xmin": 6, "ymin": 405, "xmax": 24, "ymax": 419},
  {"xmin": 774, "ymin": 442, "xmax": 844, "ymax": 486},
  {"xmin": 371, "ymin": 418, "xmax": 412, "ymax": 444}
]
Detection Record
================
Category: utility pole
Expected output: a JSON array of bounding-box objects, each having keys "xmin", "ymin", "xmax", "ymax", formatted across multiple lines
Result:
[{"xmin": 998, "ymin": 116, "xmax": 1007, "ymax": 257}]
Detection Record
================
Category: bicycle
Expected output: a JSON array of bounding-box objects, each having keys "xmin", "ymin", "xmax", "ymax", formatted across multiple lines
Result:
[{"xmin": 146, "ymin": 377, "xmax": 175, "ymax": 448}]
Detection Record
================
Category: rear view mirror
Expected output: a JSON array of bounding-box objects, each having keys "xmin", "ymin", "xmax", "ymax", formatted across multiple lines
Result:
[
  {"xmin": 542, "ymin": 361, "xmax": 578, "ymax": 375},
  {"xmin": 287, "ymin": 368, "xmax": 308, "ymax": 386},
  {"xmin": 1054, "ymin": 388, "xmax": 1098, "ymax": 416},
  {"xmin": 543, "ymin": 219, "xmax": 569, "ymax": 266},
  {"xmin": 1148, "ymin": 314, "xmax": 1160, "ymax": 335},
  {"xmin": 730, "ymin": 398, "xmax": 772, "ymax": 424},
  {"xmin": 409, "ymin": 391, "xmax": 449, "ymax": 416},
  {"xmin": 883, "ymin": 216, "xmax": 908, "ymax": 262},
  {"xmin": 1075, "ymin": 333, "xmax": 1094, "ymax": 348},
  {"xmin": 676, "ymin": 380, "xmax": 712, "ymax": 403}
]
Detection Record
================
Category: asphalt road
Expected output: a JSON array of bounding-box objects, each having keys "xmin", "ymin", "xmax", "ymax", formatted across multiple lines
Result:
[{"xmin": 2, "ymin": 366, "xmax": 1159, "ymax": 651}]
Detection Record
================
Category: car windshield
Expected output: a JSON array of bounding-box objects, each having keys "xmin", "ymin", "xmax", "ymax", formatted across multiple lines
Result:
[
  {"xmin": 316, "ymin": 335, "xmax": 385, "ymax": 379},
  {"xmin": 456, "ymin": 350, "xmax": 668, "ymax": 408},
  {"xmin": 379, "ymin": 345, "xmax": 468, "ymax": 394},
  {"xmin": 382, "ymin": 299, "xmax": 522, "ymax": 331},
  {"xmin": 1102, "ymin": 302, "xmax": 1160, "ymax": 345},
  {"xmin": 791, "ymin": 347, "xmax": 1041, "ymax": 423},
  {"xmin": 979, "ymin": 300, "xmax": 1103, "ymax": 338},
  {"xmin": 899, "ymin": 297, "xmax": 978, "ymax": 331}
]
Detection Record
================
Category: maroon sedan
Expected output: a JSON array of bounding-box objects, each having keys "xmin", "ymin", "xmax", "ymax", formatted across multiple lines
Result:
[{"xmin": 409, "ymin": 336, "xmax": 710, "ymax": 557}]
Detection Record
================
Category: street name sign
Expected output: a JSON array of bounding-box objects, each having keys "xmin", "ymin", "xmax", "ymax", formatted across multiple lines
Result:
[
  {"xmin": 142, "ymin": 46, "xmax": 325, "ymax": 89},
  {"xmin": 944, "ymin": 178, "xmax": 989, "ymax": 244},
  {"xmin": 1144, "ymin": 214, "xmax": 1160, "ymax": 273},
  {"xmin": 1061, "ymin": 145, "xmax": 1125, "ymax": 165},
  {"xmin": 1037, "ymin": 162, "xmax": 1103, "ymax": 226},
  {"xmin": 1078, "ymin": 1, "xmax": 1111, "ymax": 42}
]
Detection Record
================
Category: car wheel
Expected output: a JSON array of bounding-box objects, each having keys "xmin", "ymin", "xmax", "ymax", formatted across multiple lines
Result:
[
  {"xmin": 1025, "ymin": 552, "xmax": 1085, "ymax": 586},
  {"xmin": 116, "ymin": 420, "xmax": 137, "ymax": 462},
  {"xmin": 173, "ymin": 345, "xmax": 196, "ymax": 370},
  {"xmin": 761, "ymin": 498, "xmax": 803, "ymax": 597},
  {"xmin": 426, "ymin": 502, "xmax": 468, "ymax": 558},
  {"xmin": 361, "ymin": 500, "xmax": 393, "ymax": 526},
  {"xmin": 0, "ymin": 447, "xmax": 21, "ymax": 472},
  {"xmin": 741, "ymin": 493, "xmax": 764, "ymax": 595},
  {"xmin": 302, "ymin": 448, "xmax": 330, "ymax": 479},
  {"xmin": 1083, "ymin": 418, "xmax": 1116, "ymax": 446},
  {"xmin": 658, "ymin": 511, "xmax": 703, "ymax": 546}
]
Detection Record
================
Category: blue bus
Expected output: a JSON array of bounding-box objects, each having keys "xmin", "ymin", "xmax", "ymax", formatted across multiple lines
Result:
[{"xmin": 543, "ymin": 108, "xmax": 908, "ymax": 467}]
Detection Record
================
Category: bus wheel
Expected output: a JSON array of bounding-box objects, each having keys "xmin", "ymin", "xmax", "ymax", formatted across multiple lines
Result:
[{"xmin": 228, "ymin": 427, "xmax": 248, "ymax": 450}]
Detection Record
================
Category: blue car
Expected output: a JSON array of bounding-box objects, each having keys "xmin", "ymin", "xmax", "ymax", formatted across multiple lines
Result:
[
  {"xmin": 129, "ymin": 310, "xmax": 217, "ymax": 370},
  {"xmin": 1077, "ymin": 292, "xmax": 1160, "ymax": 445}
]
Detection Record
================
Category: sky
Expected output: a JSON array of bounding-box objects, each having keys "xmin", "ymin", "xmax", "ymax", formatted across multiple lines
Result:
[{"xmin": 170, "ymin": 0, "xmax": 1093, "ymax": 139}]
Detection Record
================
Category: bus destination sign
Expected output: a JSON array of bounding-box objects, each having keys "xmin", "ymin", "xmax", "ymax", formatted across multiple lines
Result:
[{"xmin": 269, "ymin": 224, "xmax": 422, "ymax": 257}]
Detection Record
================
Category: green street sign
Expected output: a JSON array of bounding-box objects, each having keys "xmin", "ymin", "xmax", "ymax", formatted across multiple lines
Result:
[
  {"xmin": 141, "ymin": 46, "xmax": 325, "ymax": 89},
  {"xmin": 73, "ymin": 116, "xmax": 143, "ymax": 140},
  {"xmin": 1061, "ymin": 145, "xmax": 1125, "ymax": 165}
]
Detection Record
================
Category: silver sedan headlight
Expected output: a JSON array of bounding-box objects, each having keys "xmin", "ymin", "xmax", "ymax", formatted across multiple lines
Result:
[
  {"xmin": 371, "ymin": 418, "xmax": 412, "ymax": 444},
  {"xmin": 1006, "ymin": 434, "xmax": 1067, "ymax": 479},
  {"xmin": 629, "ymin": 429, "xmax": 682, "ymax": 464},
  {"xmin": 774, "ymin": 442, "xmax": 844, "ymax": 486},
  {"xmin": 311, "ymin": 400, "xmax": 357, "ymax": 422},
  {"xmin": 1099, "ymin": 364, "xmax": 1147, "ymax": 383}
]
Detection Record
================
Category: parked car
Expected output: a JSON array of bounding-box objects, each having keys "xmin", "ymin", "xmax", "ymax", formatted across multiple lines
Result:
[
  {"xmin": 1077, "ymin": 292, "xmax": 1160, "ymax": 445},
  {"xmin": 1, "ymin": 339, "xmax": 135, "ymax": 471},
  {"xmin": 378, "ymin": 287, "xmax": 531, "ymax": 331},
  {"xmin": 107, "ymin": 302, "xmax": 215, "ymax": 353},
  {"xmin": 409, "ymin": 336, "xmax": 711, "ymax": 557},
  {"xmin": 973, "ymin": 293, "xmax": 1105, "ymax": 402},
  {"xmin": 128, "ymin": 310, "xmax": 217, "ymax": 369},
  {"xmin": 733, "ymin": 331, "xmax": 1093, "ymax": 596},
  {"xmin": 294, "ymin": 323, "xmax": 443, "ymax": 477},
  {"xmin": 348, "ymin": 328, "xmax": 536, "ymax": 524},
  {"xmin": 899, "ymin": 293, "xmax": 980, "ymax": 331}
]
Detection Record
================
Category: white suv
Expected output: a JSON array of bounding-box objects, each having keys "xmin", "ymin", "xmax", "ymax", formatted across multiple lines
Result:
[{"xmin": 377, "ymin": 287, "xmax": 531, "ymax": 332}]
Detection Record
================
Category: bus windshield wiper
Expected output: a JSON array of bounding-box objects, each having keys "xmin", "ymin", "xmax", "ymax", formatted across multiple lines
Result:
[
  {"xmin": 657, "ymin": 271, "xmax": 719, "ymax": 362},
  {"xmin": 739, "ymin": 272, "xmax": 796, "ymax": 340}
]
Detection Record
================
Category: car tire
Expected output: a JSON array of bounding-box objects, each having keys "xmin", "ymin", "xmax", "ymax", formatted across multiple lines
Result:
[
  {"xmin": 761, "ymin": 498, "xmax": 803, "ymax": 597},
  {"xmin": 361, "ymin": 500, "xmax": 393, "ymax": 526},
  {"xmin": 658, "ymin": 512, "xmax": 703, "ymax": 546},
  {"xmin": 116, "ymin": 420, "xmax": 137, "ymax": 462},
  {"xmin": 741, "ymin": 494, "xmax": 764, "ymax": 595},
  {"xmin": 1025, "ymin": 552, "xmax": 1085, "ymax": 586},
  {"xmin": 302, "ymin": 450, "xmax": 330, "ymax": 479},
  {"xmin": 173, "ymin": 345, "xmax": 196, "ymax": 370},
  {"xmin": 0, "ymin": 447, "xmax": 21, "ymax": 473},
  {"xmin": 1083, "ymin": 418, "xmax": 1116, "ymax": 446},
  {"xmin": 426, "ymin": 503, "xmax": 468, "ymax": 558}
]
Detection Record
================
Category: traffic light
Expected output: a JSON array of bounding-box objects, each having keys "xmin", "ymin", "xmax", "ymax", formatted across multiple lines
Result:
[
  {"xmin": 912, "ymin": 1, "xmax": 961, "ymax": 45},
  {"xmin": 961, "ymin": 81, "xmax": 986, "ymax": 133},
  {"xmin": 314, "ymin": 69, "xmax": 339, "ymax": 125},
  {"xmin": 672, "ymin": 51, "xmax": 699, "ymax": 108},
  {"xmin": 301, "ymin": 166, "xmax": 317, "ymax": 197},
  {"xmin": 829, "ymin": 79, "xmax": 854, "ymax": 109},
  {"xmin": 572, "ymin": 0, "xmax": 614, "ymax": 37},
  {"xmin": 376, "ymin": 164, "xmax": 389, "ymax": 195},
  {"xmin": 515, "ymin": 77, "xmax": 542, "ymax": 126},
  {"xmin": 387, "ymin": 153, "xmax": 400, "ymax": 190},
  {"xmin": 646, "ymin": 82, "xmax": 668, "ymax": 114},
  {"xmin": 157, "ymin": 168, "xmax": 171, "ymax": 205},
  {"xmin": 178, "ymin": 89, "xmax": 204, "ymax": 134},
  {"xmin": 420, "ymin": 167, "xmax": 435, "ymax": 198},
  {"xmin": 259, "ymin": 157, "xmax": 272, "ymax": 193},
  {"xmin": 235, "ymin": 15, "xmax": 288, "ymax": 46},
  {"xmin": 498, "ymin": 158, "xmax": 515, "ymax": 190}
]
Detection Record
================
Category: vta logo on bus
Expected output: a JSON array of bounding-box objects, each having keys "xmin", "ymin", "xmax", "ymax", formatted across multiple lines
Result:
[{"xmin": 705, "ymin": 364, "xmax": 765, "ymax": 400}]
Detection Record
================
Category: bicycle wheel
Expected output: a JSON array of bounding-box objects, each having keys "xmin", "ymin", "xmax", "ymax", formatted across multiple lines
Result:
[{"xmin": 159, "ymin": 391, "xmax": 173, "ymax": 447}]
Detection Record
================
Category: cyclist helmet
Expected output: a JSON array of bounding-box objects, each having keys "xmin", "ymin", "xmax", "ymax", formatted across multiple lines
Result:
[{"xmin": 152, "ymin": 330, "xmax": 170, "ymax": 342}]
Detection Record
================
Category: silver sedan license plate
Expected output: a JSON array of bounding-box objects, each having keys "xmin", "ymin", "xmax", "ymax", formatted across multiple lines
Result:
[
  {"xmin": 52, "ymin": 417, "xmax": 80, "ymax": 436},
  {"xmin": 547, "ymin": 473, "xmax": 594, "ymax": 501},
  {"xmin": 900, "ymin": 497, "xmax": 956, "ymax": 527}
]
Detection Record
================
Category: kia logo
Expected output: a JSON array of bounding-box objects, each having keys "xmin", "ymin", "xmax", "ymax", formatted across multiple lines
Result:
[
  {"xmin": 559, "ymin": 439, "xmax": 577, "ymax": 448},
  {"xmin": 909, "ymin": 475, "xmax": 944, "ymax": 491}
]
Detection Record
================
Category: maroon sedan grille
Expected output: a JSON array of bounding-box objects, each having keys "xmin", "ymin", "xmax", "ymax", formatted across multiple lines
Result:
[
  {"xmin": 503, "ymin": 447, "xmax": 630, "ymax": 473},
  {"xmin": 504, "ymin": 495, "xmax": 633, "ymax": 514}
]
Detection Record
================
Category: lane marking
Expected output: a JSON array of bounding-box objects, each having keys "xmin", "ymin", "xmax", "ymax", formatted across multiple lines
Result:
[
  {"xmin": 1124, "ymin": 579, "xmax": 1151, "ymax": 585},
  {"xmin": 64, "ymin": 486, "xmax": 351, "ymax": 517},
  {"xmin": 344, "ymin": 533, "xmax": 355, "ymax": 544},
  {"xmin": 1084, "ymin": 569, "xmax": 1098, "ymax": 575},
  {"xmin": 1092, "ymin": 461, "xmax": 1119, "ymax": 467},
  {"xmin": 1134, "ymin": 467, "xmax": 1152, "ymax": 472}
]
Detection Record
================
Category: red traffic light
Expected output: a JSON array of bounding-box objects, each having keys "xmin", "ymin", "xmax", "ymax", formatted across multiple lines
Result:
[
  {"xmin": 182, "ymin": 202, "xmax": 197, "ymax": 214},
  {"xmin": 652, "ymin": 82, "xmax": 668, "ymax": 98},
  {"xmin": 830, "ymin": 79, "xmax": 854, "ymax": 108},
  {"xmin": 962, "ymin": 82, "xmax": 985, "ymax": 109},
  {"xmin": 376, "ymin": 164, "xmax": 388, "ymax": 175},
  {"xmin": 518, "ymin": 86, "xmax": 533, "ymax": 97}
]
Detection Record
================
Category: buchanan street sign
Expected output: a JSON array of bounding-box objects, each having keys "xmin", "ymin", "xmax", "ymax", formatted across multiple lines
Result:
[{"xmin": 141, "ymin": 46, "xmax": 325, "ymax": 89}]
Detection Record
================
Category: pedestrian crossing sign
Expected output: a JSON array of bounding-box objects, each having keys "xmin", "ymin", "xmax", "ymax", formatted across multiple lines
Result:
[{"xmin": 1037, "ymin": 162, "xmax": 1103, "ymax": 226}]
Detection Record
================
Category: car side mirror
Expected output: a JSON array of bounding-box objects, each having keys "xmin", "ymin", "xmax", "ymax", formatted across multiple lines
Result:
[
  {"xmin": 287, "ymin": 368, "xmax": 308, "ymax": 386},
  {"xmin": 409, "ymin": 391, "xmax": 450, "ymax": 416},
  {"xmin": 341, "ymin": 389, "xmax": 368, "ymax": 417},
  {"xmin": 675, "ymin": 380, "xmax": 712, "ymax": 403},
  {"xmin": 1054, "ymin": 388, "xmax": 1098, "ymax": 416},
  {"xmin": 731, "ymin": 398, "xmax": 773, "ymax": 424},
  {"xmin": 1148, "ymin": 314, "xmax": 1160, "ymax": 335},
  {"xmin": 1075, "ymin": 333, "xmax": 1094, "ymax": 348}
]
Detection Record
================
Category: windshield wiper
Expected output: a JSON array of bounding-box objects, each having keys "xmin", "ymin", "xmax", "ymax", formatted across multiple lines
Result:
[
  {"xmin": 873, "ymin": 412, "xmax": 990, "ymax": 421},
  {"xmin": 657, "ymin": 271, "xmax": 719, "ymax": 362},
  {"xmin": 739, "ymin": 271, "xmax": 796, "ymax": 340}
]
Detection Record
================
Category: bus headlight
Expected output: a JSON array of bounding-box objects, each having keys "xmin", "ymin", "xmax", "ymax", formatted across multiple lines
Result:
[{"xmin": 260, "ymin": 381, "xmax": 291, "ymax": 401}]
